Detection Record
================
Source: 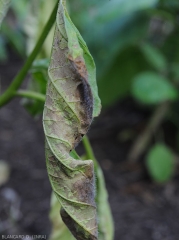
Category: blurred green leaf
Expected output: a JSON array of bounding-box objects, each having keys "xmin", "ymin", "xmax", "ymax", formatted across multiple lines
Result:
[
  {"xmin": 141, "ymin": 43, "xmax": 167, "ymax": 72},
  {"xmin": 95, "ymin": 0, "xmax": 158, "ymax": 23},
  {"xmin": 10, "ymin": 0, "xmax": 56, "ymax": 57},
  {"xmin": 92, "ymin": 14, "xmax": 150, "ymax": 77},
  {"xmin": 22, "ymin": 0, "xmax": 56, "ymax": 56},
  {"xmin": 159, "ymin": 0, "xmax": 179, "ymax": 9},
  {"xmin": 165, "ymin": 33, "xmax": 179, "ymax": 67},
  {"xmin": 70, "ymin": 0, "xmax": 158, "ymax": 77},
  {"xmin": 0, "ymin": 0, "xmax": 28, "ymax": 58},
  {"xmin": 70, "ymin": 0, "xmax": 158, "ymax": 28},
  {"xmin": 1, "ymin": 22, "xmax": 25, "ymax": 57},
  {"xmin": 132, "ymin": 72, "xmax": 178, "ymax": 104},
  {"xmin": 31, "ymin": 58, "xmax": 49, "ymax": 71},
  {"xmin": 98, "ymin": 47, "xmax": 150, "ymax": 107},
  {"xmin": 171, "ymin": 63, "xmax": 179, "ymax": 83},
  {"xmin": 11, "ymin": 0, "xmax": 29, "ymax": 21},
  {"xmin": 146, "ymin": 144, "xmax": 175, "ymax": 183}
]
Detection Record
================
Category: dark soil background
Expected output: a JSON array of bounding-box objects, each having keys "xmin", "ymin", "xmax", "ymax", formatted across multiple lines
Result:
[{"xmin": 1, "ymin": 51, "xmax": 179, "ymax": 240}]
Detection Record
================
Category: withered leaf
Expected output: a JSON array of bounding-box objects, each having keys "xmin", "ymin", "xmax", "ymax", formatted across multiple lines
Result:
[{"xmin": 43, "ymin": 1, "xmax": 101, "ymax": 239}]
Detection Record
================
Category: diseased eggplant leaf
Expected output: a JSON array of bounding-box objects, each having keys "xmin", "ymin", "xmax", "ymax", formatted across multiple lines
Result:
[
  {"xmin": 63, "ymin": 9, "xmax": 101, "ymax": 117},
  {"xmin": 49, "ymin": 152, "xmax": 114, "ymax": 240},
  {"xmin": 0, "ymin": 0, "xmax": 11, "ymax": 27},
  {"xmin": 43, "ymin": 1, "xmax": 101, "ymax": 240}
]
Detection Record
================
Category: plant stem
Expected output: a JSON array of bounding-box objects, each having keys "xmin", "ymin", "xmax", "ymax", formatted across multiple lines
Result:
[
  {"xmin": 16, "ymin": 90, "xmax": 46, "ymax": 102},
  {"xmin": 128, "ymin": 101, "xmax": 170, "ymax": 162},
  {"xmin": 82, "ymin": 135, "xmax": 114, "ymax": 239},
  {"xmin": 0, "ymin": 1, "xmax": 58, "ymax": 108},
  {"xmin": 82, "ymin": 135, "xmax": 98, "ymax": 169}
]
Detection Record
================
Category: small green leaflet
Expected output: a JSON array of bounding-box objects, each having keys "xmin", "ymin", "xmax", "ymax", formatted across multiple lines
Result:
[
  {"xmin": 0, "ymin": 0, "xmax": 11, "ymax": 27},
  {"xmin": 132, "ymin": 72, "xmax": 178, "ymax": 104},
  {"xmin": 43, "ymin": 0, "xmax": 101, "ymax": 240},
  {"xmin": 146, "ymin": 144, "xmax": 175, "ymax": 183}
]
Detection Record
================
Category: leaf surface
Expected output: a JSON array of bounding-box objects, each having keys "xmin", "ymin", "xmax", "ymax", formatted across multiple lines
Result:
[
  {"xmin": 146, "ymin": 144, "xmax": 175, "ymax": 183},
  {"xmin": 132, "ymin": 72, "xmax": 178, "ymax": 104},
  {"xmin": 43, "ymin": 1, "xmax": 101, "ymax": 239}
]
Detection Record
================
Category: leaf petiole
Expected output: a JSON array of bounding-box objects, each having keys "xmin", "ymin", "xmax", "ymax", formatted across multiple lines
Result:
[{"xmin": 16, "ymin": 90, "xmax": 46, "ymax": 102}]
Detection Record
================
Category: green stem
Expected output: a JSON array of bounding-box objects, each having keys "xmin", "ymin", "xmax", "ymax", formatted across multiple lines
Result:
[
  {"xmin": 82, "ymin": 135, "xmax": 114, "ymax": 240},
  {"xmin": 70, "ymin": 150, "xmax": 81, "ymax": 160},
  {"xmin": 82, "ymin": 135, "xmax": 98, "ymax": 169},
  {"xmin": 0, "ymin": 1, "xmax": 58, "ymax": 108},
  {"xmin": 16, "ymin": 90, "xmax": 45, "ymax": 102}
]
